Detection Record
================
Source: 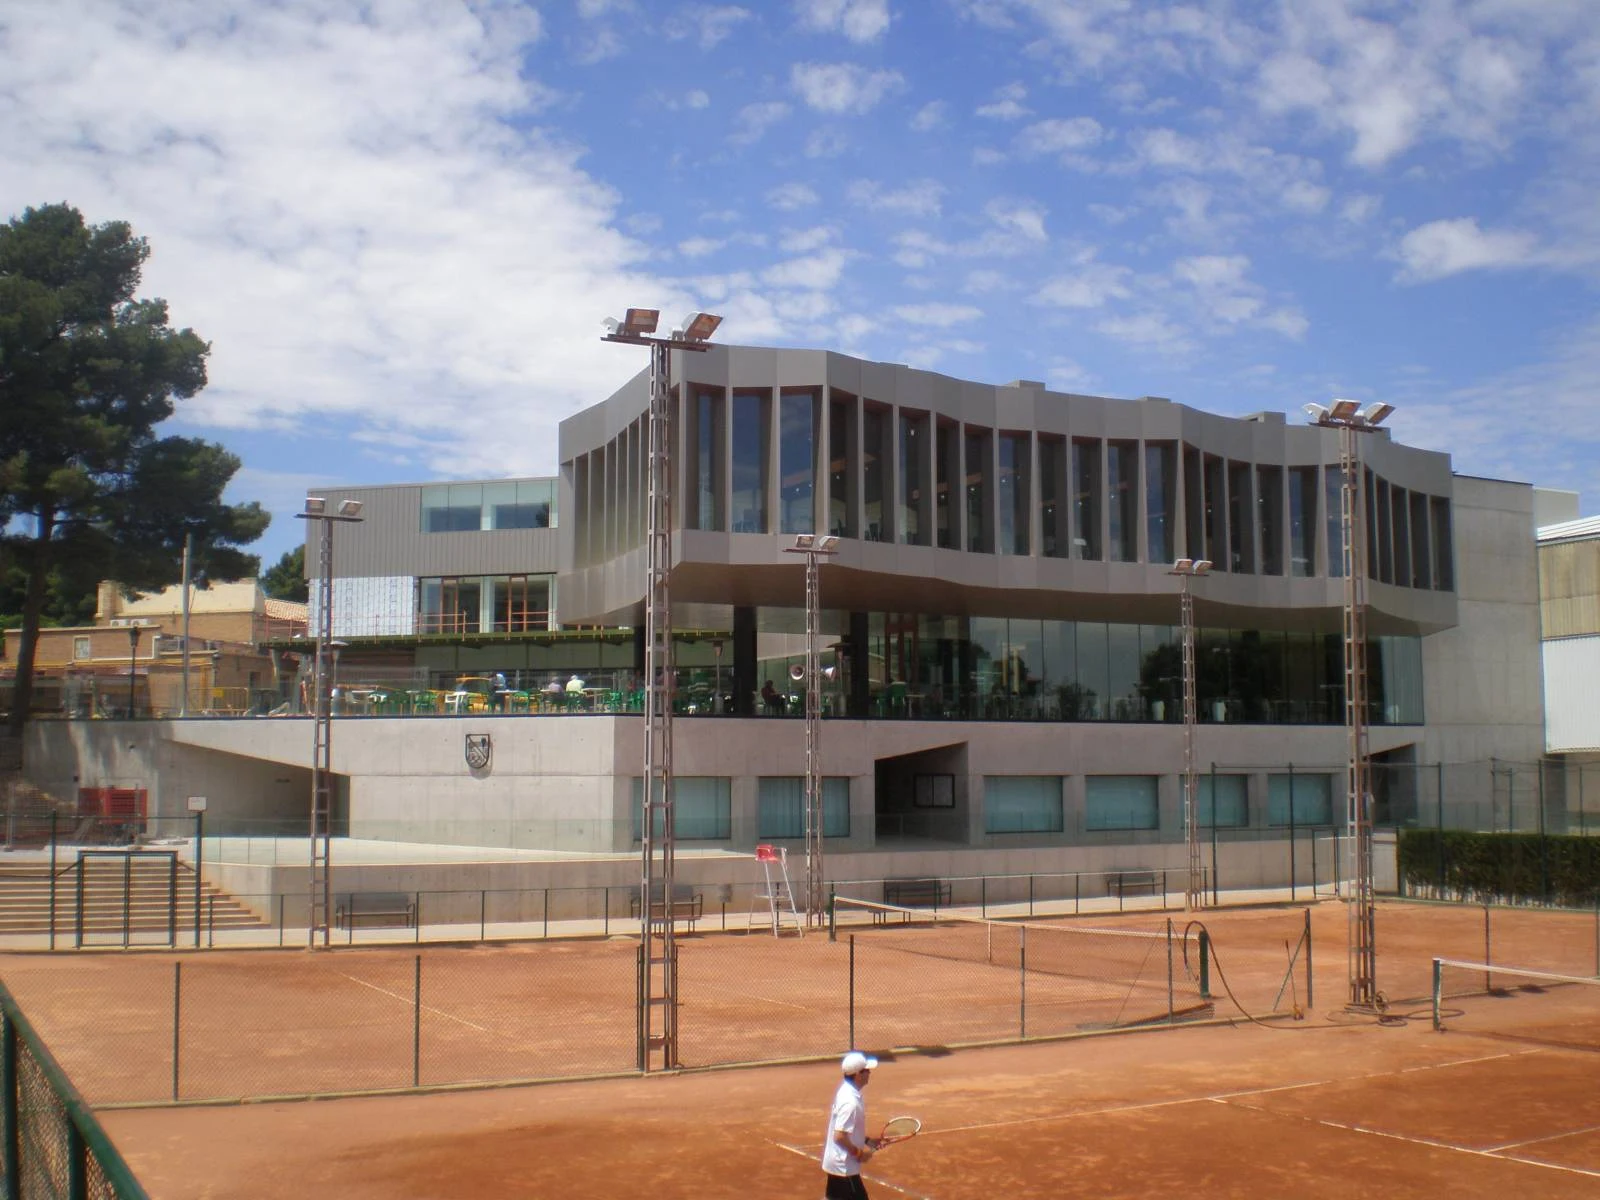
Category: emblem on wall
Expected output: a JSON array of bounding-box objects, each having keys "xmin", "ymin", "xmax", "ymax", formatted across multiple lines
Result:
[{"xmin": 464, "ymin": 733, "xmax": 492, "ymax": 771}]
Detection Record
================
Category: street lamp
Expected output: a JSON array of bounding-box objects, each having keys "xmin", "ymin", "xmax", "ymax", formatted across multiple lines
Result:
[
  {"xmin": 784, "ymin": 533, "xmax": 840, "ymax": 926},
  {"xmin": 296, "ymin": 496, "xmax": 364, "ymax": 949},
  {"xmin": 1168, "ymin": 558, "xmax": 1212, "ymax": 912},
  {"xmin": 1303, "ymin": 398, "xmax": 1394, "ymax": 1010},
  {"xmin": 125, "ymin": 624, "xmax": 142, "ymax": 718},
  {"xmin": 602, "ymin": 306, "xmax": 721, "ymax": 1071}
]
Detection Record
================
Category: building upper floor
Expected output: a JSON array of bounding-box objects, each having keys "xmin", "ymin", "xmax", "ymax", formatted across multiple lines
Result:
[{"xmin": 558, "ymin": 345, "xmax": 1459, "ymax": 633}]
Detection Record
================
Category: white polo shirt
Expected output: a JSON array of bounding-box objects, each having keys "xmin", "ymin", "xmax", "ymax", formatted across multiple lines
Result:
[{"xmin": 821, "ymin": 1077, "xmax": 867, "ymax": 1177}]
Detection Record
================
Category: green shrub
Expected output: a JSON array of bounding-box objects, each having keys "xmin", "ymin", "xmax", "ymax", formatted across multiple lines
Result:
[{"xmin": 1398, "ymin": 829, "xmax": 1600, "ymax": 907}]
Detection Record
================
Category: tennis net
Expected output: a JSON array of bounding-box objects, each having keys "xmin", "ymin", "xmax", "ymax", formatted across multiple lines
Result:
[
  {"xmin": 1431, "ymin": 957, "xmax": 1600, "ymax": 1050},
  {"xmin": 831, "ymin": 896, "xmax": 1208, "ymax": 1030}
]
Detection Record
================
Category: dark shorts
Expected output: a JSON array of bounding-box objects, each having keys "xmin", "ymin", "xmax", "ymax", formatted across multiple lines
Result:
[{"xmin": 824, "ymin": 1173, "xmax": 869, "ymax": 1200}]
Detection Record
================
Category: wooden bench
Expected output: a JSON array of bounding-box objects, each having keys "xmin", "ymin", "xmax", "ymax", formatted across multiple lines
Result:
[
  {"xmin": 335, "ymin": 891, "xmax": 417, "ymax": 930},
  {"xmin": 1106, "ymin": 870, "xmax": 1160, "ymax": 899},
  {"xmin": 882, "ymin": 878, "xmax": 952, "ymax": 912},
  {"xmin": 629, "ymin": 883, "xmax": 704, "ymax": 930}
]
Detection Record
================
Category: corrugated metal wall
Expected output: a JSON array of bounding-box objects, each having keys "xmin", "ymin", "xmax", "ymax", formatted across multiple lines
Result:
[
  {"xmin": 1544, "ymin": 635, "xmax": 1600, "ymax": 751},
  {"xmin": 1540, "ymin": 540, "xmax": 1600, "ymax": 638}
]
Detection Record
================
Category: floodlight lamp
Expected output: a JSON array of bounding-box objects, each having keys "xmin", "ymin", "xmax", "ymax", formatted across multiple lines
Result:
[
  {"xmin": 1361, "ymin": 402, "xmax": 1395, "ymax": 427},
  {"xmin": 602, "ymin": 316, "xmax": 622, "ymax": 334},
  {"xmin": 815, "ymin": 534, "xmax": 839, "ymax": 553},
  {"xmin": 623, "ymin": 308, "xmax": 660, "ymax": 335},
  {"xmin": 1329, "ymin": 398, "xmax": 1361, "ymax": 422},
  {"xmin": 789, "ymin": 663, "xmax": 806, "ymax": 682},
  {"xmin": 791, "ymin": 533, "xmax": 816, "ymax": 551},
  {"xmin": 820, "ymin": 664, "xmax": 839, "ymax": 682},
  {"xmin": 1171, "ymin": 557, "xmax": 1193, "ymax": 573},
  {"xmin": 1302, "ymin": 403, "xmax": 1329, "ymax": 422},
  {"xmin": 337, "ymin": 499, "xmax": 363, "ymax": 518},
  {"xmin": 1194, "ymin": 559, "xmax": 1213, "ymax": 575},
  {"xmin": 303, "ymin": 496, "xmax": 328, "ymax": 515},
  {"xmin": 679, "ymin": 311, "xmax": 723, "ymax": 342}
]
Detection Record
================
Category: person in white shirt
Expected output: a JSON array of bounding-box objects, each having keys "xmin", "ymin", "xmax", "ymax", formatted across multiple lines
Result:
[{"xmin": 821, "ymin": 1051, "xmax": 878, "ymax": 1199}]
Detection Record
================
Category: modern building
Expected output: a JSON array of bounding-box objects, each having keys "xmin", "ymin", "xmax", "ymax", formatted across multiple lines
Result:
[
  {"xmin": 17, "ymin": 345, "xmax": 1551, "ymax": 904},
  {"xmin": 1536, "ymin": 505, "xmax": 1600, "ymax": 829}
]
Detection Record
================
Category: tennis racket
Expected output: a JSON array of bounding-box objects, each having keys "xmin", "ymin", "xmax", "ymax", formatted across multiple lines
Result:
[{"xmin": 869, "ymin": 1116, "xmax": 921, "ymax": 1149}]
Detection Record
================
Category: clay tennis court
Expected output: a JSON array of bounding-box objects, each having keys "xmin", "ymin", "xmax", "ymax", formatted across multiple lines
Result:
[{"xmin": 5, "ymin": 899, "xmax": 1599, "ymax": 1197}]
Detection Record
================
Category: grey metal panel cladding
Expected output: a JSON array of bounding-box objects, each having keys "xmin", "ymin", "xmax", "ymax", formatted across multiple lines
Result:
[{"xmin": 304, "ymin": 483, "xmax": 560, "ymax": 579}]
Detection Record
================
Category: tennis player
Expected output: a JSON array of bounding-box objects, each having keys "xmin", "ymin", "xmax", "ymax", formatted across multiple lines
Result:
[{"xmin": 821, "ymin": 1051, "xmax": 878, "ymax": 1199}]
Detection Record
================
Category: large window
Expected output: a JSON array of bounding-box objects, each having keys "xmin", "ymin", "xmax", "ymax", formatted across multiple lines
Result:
[
  {"xmin": 965, "ymin": 428, "xmax": 991, "ymax": 553},
  {"xmin": 1085, "ymin": 776, "xmax": 1159, "ymax": 831},
  {"xmin": 757, "ymin": 777, "xmax": 850, "ymax": 838},
  {"xmin": 1198, "ymin": 774, "xmax": 1248, "ymax": 827},
  {"xmin": 632, "ymin": 777, "xmax": 732, "ymax": 840},
  {"xmin": 1072, "ymin": 439, "xmax": 1101, "ymax": 559},
  {"xmin": 419, "ymin": 574, "xmax": 555, "ymax": 634},
  {"xmin": 1108, "ymin": 441, "xmax": 1138, "ymax": 562},
  {"xmin": 731, "ymin": 391, "xmax": 768, "ymax": 533},
  {"xmin": 985, "ymin": 776, "xmax": 1063, "ymax": 834},
  {"xmin": 1409, "ymin": 491, "xmax": 1431, "ymax": 591},
  {"xmin": 693, "ymin": 386, "xmax": 723, "ymax": 532},
  {"xmin": 421, "ymin": 484, "xmax": 482, "ymax": 532},
  {"xmin": 779, "ymin": 388, "xmax": 815, "ymax": 535},
  {"xmin": 900, "ymin": 411, "xmax": 929, "ymax": 546},
  {"xmin": 492, "ymin": 576, "xmax": 550, "ymax": 632},
  {"xmin": 863, "ymin": 405, "xmax": 887, "ymax": 541},
  {"xmin": 1146, "ymin": 443, "xmax": 1175, "ymax": 565},
  {"xmin": 1392, "ymin": 486, "xmax": 1411, "ymax": 587},
  {"xmin": 1267, "ymin": 773, "xmax": 1334, "ymax": 826},
  {"xmin": 422, "ymin": 481, "xmax": 555, "ymax": 533},
  {"xmin": 829, "ymin": 392, "xmax": 854, "ymax": 538},
  {"xmin": 1289, "ymin": 466, "xmax": 1317, "ymax": 577},
  {"xmin": 1227, "ymin": 462, "xmax": 1253, "ymax": 573},
  {"xmin": 1040, "ymin": 436, "xmax": 1067, "ymax": 558},
  {"xmin": 1203, "ymin": 455, "xmax": 1225, "ymax": 568},
  {"xmin": 1256, "ymin": 465, "xmax": 1283, "ymax": 576},
  {"xmin": 935, "ymin": 420, "xmax": 959, "ymax": 549},
  {"xmin": 1375, "ymin": 477, "xmax": 1394, "ymax": 584},
  {"xmin": 1430, "ymin": 496, "xmax": 1454, "ymax": 590},
  {"xmin": 998, "ymin": 432, "xmax": 1029, "ymax": 555}
]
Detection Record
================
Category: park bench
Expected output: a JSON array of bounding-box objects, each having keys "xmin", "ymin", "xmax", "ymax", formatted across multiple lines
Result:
[
  {"xmin": 335, "ymin": 891, "xmax": 417, "ymax": 930},
  {"xmin": 629, "ymin": 882, "xmax": 704, "ymax": 930},
  {"xmin": 1106, "ymin": 870, "xmax": 1160, "ymax": 901},
  {"xmin": 881, "ymin": 877, "xmax": 952, "ymax": 916}
]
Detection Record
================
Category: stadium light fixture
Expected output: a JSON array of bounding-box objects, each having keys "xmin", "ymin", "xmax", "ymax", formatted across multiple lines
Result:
[{"xmin": 678, "ymin": 311, "xmax": 723, "ymax": 342}]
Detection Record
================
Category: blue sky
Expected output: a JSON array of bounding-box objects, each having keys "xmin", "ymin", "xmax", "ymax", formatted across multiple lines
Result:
[{"xmin": 3, "ymin": 0, "xmax": 1597, "ymax": 570}]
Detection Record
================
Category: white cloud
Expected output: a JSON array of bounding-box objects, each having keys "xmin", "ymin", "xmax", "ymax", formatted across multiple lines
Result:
[
  {"xmin": 1172, "ymin": 254, "xmax": 1307, "ymax": 338},
  {"xmin": 794, "ymin": 0, "xmax": 891, "ymax": 43},
  {"xmin": 1015, "ymin": 117, "xmax": 1104, "ymax": 157},
  {"xmin": 678, "ymin": 236, "xmax": 725, "ymax": 258},
  {"xmin": 762, "ymin": 248, "xmax": 850, "ymax": 290},
  {"xmin": 984, "ymin": 198, "xmax": 1047, "ymax": 241},
  {"xmin": 779, "ymin": 225, "xmax": 836, "ymax": 253},
  {"xmin": 1394, "ymin": 217, "xmax": 1539, "ymax": 283},
  {"xmin": 686, "ymin": 89, "xmax": 711, "ymax": 109},
  {"xmin": 977, "ymin": 82, "xmax": 1030, "ymax": 120},
  {"xmin": 848, "ymin": 179, "xmax": 944, "ymax": 217},
  {"xmin": 805, "ymin": 128, "xmax": 851, "ymax": 158},
  {"xmin": 1034, "ymin": 254, "xmax": 1133, "ymax": 308},
  {"xmin": 791, "ymin": 62, "xmax": 905, "ymax": 114},
  {"xmin": 666, "ymin": 6, "xmax": 753, "ymax": 51},
  {"xmin": 1340, "ymin": 193, "xmax": 1382, "ymax": 224},
  {"xmin": 1096, "ymin": 311, "xmax": 1195, "ymax": 355},
  {"xmin": 767, "ymin": 182, "xmax": 820, "ymax": 210},
  {"xmin": 893, "ymin": 303, "xmax": 984, "ymax": 327},
  {"xmin": 731, "ymin": 100, "xmax": 791, "ymax": 144},
  {"xmin": 910, "ymin": 101, "xmax": 946, "ymax": 132}
]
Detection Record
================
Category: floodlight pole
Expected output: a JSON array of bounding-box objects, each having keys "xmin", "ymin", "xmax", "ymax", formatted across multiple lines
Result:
[
  {"xmin": 297, "ymin": 500, "xmax": 364, "ymax": 949},
  {"xmin": 785, "ymin": 535, "xmax": 838, "ymax": 927},
  {"xmin": 1169, "ymin": 560, "xmax": 1209, "ymax": 911},
  {"xmin": 603, "ymin": 308, "xmax": 720, "ymax": 1072},
  {"xmin": 1306, "ymin": 400, "xmax": 1392, "ymax": 1010}
]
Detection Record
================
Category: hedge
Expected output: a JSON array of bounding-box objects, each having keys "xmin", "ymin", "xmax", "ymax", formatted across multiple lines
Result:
[{"xmin": 1398, "ymin": 828, "xmax": 1600, "ymax": 907}]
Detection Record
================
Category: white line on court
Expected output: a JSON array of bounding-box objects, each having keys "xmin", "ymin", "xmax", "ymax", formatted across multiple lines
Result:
[
  {"xmin": 765, "ymin": 1140, "xmax": 937, "ymax": 1199},
  {"xmin": 1484, "ymin": 1122, "xmax": 1600, "ymax": 1154},
  {"xmin": 335, "ymin": 972, "xmax": 495, "ymax": 1034}
]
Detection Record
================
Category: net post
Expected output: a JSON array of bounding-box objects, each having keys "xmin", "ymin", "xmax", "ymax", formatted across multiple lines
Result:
[
  {"xmin": 828, "ymin": 884, "xmax": 837, "ymax": 942},
  {"xmin": 1198, "ymin": 927, "xmax": 1211, "ymax": 999},
  {"xmin": 1431, "ymin": 957, "xmax": 1443, "ymax": 1031}
]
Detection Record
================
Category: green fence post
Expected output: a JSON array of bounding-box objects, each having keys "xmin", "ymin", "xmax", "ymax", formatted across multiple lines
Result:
[
  {"xmin": 413, "ymin": 955, "xmax": 422, "ymax": 1088},
  {"xmin": 1431, "ymin": 958, "xmax": 1443, "ymax": 1031},
  {"xmin": 1437, "ymin": 762, "xmax": 1446, "ymax": 897},
  {"xmin": 1198, "ymin": 928, "xmax": 1211, "ymax": 1000},
  {"xmin": 1165, "ymin": 919, "xmax": 1175, "ymax": 1023},
  {"xmin": 4, "ymin": 1012, "xmax": 19, "ymax": 1200},
  {"xmin": 48, "ymin": 812, "xmax": 58, "ymax": 952},
  {"xmin": 68, "ymin": 1120, "xmax": 88, "ymax": 1200},
  {"xmin": 1288, "ymin": 763, "xmax": 1297, "ymax": 902},
  {"xmin": 1303, "ymin": 908, "xmax": 1313, "ymax": 1010},
  {"xmin": 848, "ymin": 935, "xmax": 855, "ymax": 1050},
  {"xmin": 171, "ymin": 962, "xmax": 181, "ymax": 1102},
  {"xmin": 1019, "ymin": 925, "xmax": 1027, "ymax": 1040}
]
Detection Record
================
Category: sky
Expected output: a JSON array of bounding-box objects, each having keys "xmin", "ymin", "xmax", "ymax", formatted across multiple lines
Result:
[{"xmin": 3, "ymin": 0, "xmax": 1598, "ymax": 570}]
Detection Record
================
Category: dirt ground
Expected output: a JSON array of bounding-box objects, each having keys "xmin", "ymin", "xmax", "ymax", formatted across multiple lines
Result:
[{"xmin": 5, "ymin": 898, "xmax": 1598, "ymax": 1197}]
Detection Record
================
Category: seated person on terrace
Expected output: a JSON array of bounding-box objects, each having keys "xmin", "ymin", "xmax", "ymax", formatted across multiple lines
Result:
[
  {"xmin": 761, "ymin": 679, "xmax": 784, "ymax": 714},
  {"xmin": 543, "ymin": 678, "xmax": 563, "ymax": 697},
  {"xmin": 566, "ymin": 673, "xmax": 586, "ymax": 695}
]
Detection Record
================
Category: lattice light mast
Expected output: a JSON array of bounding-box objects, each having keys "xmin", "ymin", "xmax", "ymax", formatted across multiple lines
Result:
[
  {"xmin": 1169, "ymin": 557, "xmax": 1212, "ymax": 912},
  {"xmin": 784, "ymin": 533, "xmax": 839, "ymax": 927},
  {"xmin": 602, "ymin": 307, "xmax": 721, "ymax": 1071},
  {"xmin": 1304, "ymin": 398, "xmax": 1395, "ymax": 1010},
  {"xmin": 296, "ymin": 496, "xmax": 364, "ymax": 949}
]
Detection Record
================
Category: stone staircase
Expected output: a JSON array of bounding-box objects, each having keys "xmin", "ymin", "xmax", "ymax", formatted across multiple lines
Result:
[{"xmin": 0, "ymin": 853, "xmax": 270, "ymax": 939}]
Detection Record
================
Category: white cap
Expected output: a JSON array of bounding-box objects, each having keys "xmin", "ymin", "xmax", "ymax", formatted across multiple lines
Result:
[{"xmin": 841, "ymin": 1051, "xmax": 879, "ymax": 1075}]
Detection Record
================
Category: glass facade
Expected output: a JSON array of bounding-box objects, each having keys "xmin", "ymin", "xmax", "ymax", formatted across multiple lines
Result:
[
  {"xmin": 1267, "ymin": 773, "xmax": 1335, "ymax": 826},
  {"xmin": 1256, "ymin": 465, "xmax": 1283, "ymax": 576},
  {"xmin": 779, "ymin": 388, "xmax": 815, "ymax": 535},
  {"xmin": 1108, "ymin": 441, "xmax": 1138, "ymax": 562},
  {"xmin": 1040, "ymin": 436, "xmax": 1066, "ymax": 558},
  {"xmin": 419, "ymin": 575, "xmax": 553, "ymax": 634},
  {"xmin": 757, "ymin": 777, "xmax": 850, "ymax": 838},
  {"xmin": 1198, "ymin": 774, "xmax": 1248, "ymax": 827},
  {"xmin": 863, "ymin": 405, "xmax": 886, "ymax": 541},
  {"xmin": 900, "ymin": 411, "xmax": 928, "ymax": 546},
  {"xmin": 830, "ymin": 393, "xmax": 853, "ymax": 538},
  {"xmin": 1072, "ymin": 439, "xmax": 1101, "ymax": 560},
  {"xmin": 422, "ymin": 481, "xmax": 555, "ymax": 533},
  {"xmin": 694, "ymin": 387, "xmax": 723, "ymax": 532},
  {"xmin": 1145, "ymin": 443, "xmax": 1175, "ymax": 565},
  {"xmin": 731, "ymin": 390, "xmax": 767, "ymax": 533},
  {"xmin": 632, "ymin": 777, "xmax": 732, "ymax": 840},
  {"xmin": 998, "ymin": 432, "xmax": 1029, "ymax": 555},
  {"xmin": 1227, "ymin": 462, "xmax": 1253, "ymax": 573},
  {"xmin": 1290, "ymin": 466, "xmax": 1317, "ymax": 577},
  {"xmin": 935, "ymin": 419, "xmax": 958, "ymax": 549},
  {"xmin": 965, "ymin": 428, "xmax": 990, "ymax": 553},
  {"xmin": 1085, "ymin": 776, "xmax": 1160, "ymax": 831},
  {"xmin": 984, "ymin": 776, "xmax": 1063, "ymax": 833}
]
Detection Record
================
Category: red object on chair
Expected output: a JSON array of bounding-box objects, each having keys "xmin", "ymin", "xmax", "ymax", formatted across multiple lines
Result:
[{"xmin": 755, "ymin": 844, "xmax": 779, "ymax": 863}]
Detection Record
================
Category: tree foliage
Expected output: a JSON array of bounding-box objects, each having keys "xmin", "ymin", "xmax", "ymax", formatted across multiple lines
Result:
[
  {"xmin": 260, "ymin": 545, "xmax": 308, "ymax": 603},
  {"xmin": 0, "ymin": 203, "xmax": 267, "ymax": 737}
]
